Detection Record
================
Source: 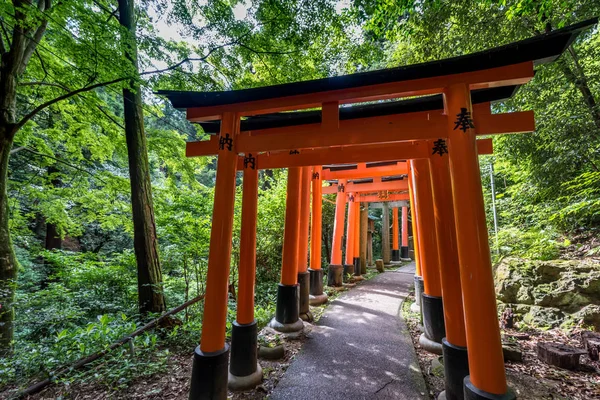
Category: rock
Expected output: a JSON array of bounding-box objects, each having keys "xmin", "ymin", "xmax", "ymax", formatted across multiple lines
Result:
[
  {"xmin": 582, "ymin": 331, "xmax": 600, "ymax": 361},
  {"xmin": 258, "ymin": 344, "xmax": 285, "ymax": 360},
  {"xmin": 375, "ymin": 259, "xmax": 384, "ymax": 273},
  {"xmin": 494, "ymin": 257, "xmax": 600, "ymax": 329},
  {"xmin": 431, "ymin": 356, "xmax": 444, "ymax": 377},
  {"xmin": 537, "ymin": 342, "xmax": 586, "ymax": 370},
  {"xmin": 502, "ymin": 342, "xmax": 523, "ymax": 362}
]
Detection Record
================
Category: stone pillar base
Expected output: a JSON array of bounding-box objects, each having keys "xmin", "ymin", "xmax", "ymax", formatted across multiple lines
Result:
[
  {"xmin": 419, "ymin": 333, "xmax": 443, "ymax": 355},
  {"xmin": 189, "ymin": 345, "xmax": 229, "ymax": 400},
  {"xmin": 352, "ymin": 257, "xmax": 361, "ymax": 276},
  {"xmin": 297, "ymin": 271, "xmax": 310, "ymax": 320},
  {"xmin": 464, "ymin": 376, "xmax": 516, "ymax": 400},
  {"xmin": 230, "ymin": 321, "xmax": 258, "ymax": 377},
  {"xmin": 422, "ymin": 293, "xmax": 446, "ymax": 343},
  {"xmin": 228, "ymin": 364, "xmax": 263, "ymax": 391},
  {"xmin": 400, "ymin": 246, "xmax": 410, "ymax": 259},
  {"xmin": 327, "ymin": 264, "xmax": 343, "ymax": 287},
  {"xmin": 442, "ymin": 338, "xmax": 469, "ymax": 400},
  {"xmin": 308, "ymin": 268, "xmax": 324, "ymax": 296},
  {"xmin": 343, "ymin": 264, "xmax": 354, "ymax": 282},
  {"xmin": 273, "ymin": 283, "xmax": 299, "ymax": 325}
]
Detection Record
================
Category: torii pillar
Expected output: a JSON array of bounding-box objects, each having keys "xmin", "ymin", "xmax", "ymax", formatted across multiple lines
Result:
[
  {"xmin": 353, "ymin": 199, "xmax": 362, "ymax": 278},
  {"xmin": 344, "ymin": 194, "xmax": 357, "ymax": 280},
  {"xmin": 297, "ymin": 166, "xmax": 312, "ymax": 321},
  {"xmin": 268, "ymin": 167, "xmax": 304, "ymax": 333},
  {"xmin": 359, "ymin": 204, "xmax": 368, "ymax": 274},
  {"xmin": 328, "ymin": 179, "xmax": 347, "ymax": 287},
  {"xmin": 392, "ymin": 207, "xmax": 400, "ymax": 261},
  {"xmin": 411, "ymin": 159, "xmax": 445, "ymax": 354},
  {"xmin": 228, "ymin": 153, "xmax": 262, "ymax": 391},
  {"xmin": 445, "ymin": 84, "xmax": 513, "ymax": 399},
  {"xmin": 408, "ymin": 166, "xmax": 424, "ymax": 317},
  {"xmin": 309, "ymin": 166, "xmax": 328, "ymax": 305},
  {"xmin": 381, "ymin": 202, "xmax": 391, "ymax": 264},
  {"xmin": 401, "ymin": 206, "xmax": 410, "ymax": 260},
  {"xmin": 189, "ymin": 113, "xmax": 239, "ymax": 399},
  {"xmin": 429, "ymin": 139, "xmax": 468, "ymax": 400}
]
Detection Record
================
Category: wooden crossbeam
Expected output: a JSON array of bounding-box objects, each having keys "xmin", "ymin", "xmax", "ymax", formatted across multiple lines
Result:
[
  {"xmin": 185, "ymin": 111, "xmax": 529, "ymax": 157},
  {"xmin": 321, "ymin": 162, "xmax": 408, "ymax": 180},
  {"xmin": 322, "ymin": 180, "xmax": 408, "ymax": 194},
  {"xmin": 355, "ymin": 193, "xmax": 409, "ymax": 202},
  {"xmin": 186, "ymin": 62, "xmax": 534, "ymax": 120}
]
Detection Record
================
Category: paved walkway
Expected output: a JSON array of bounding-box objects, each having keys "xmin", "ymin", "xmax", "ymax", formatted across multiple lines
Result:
[{"xmin": 271, "ymin": 263, "xmax": 427, "ymax": 400}]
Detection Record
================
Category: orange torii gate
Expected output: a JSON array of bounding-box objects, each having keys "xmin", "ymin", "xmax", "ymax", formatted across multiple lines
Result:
[{"xmin": 158, "ymin": 19, "xmax": 595, "ymax": 400}]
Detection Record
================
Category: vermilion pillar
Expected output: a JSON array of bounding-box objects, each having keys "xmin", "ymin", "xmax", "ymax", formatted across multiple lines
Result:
[
  {"xmin": 392, "ymin": 207, "xmax": 400, "ymax": 261},
  {"xmin": 228, "ymin": 154, "xmax": 262, "ymax": 391},
  {"xmin": 411, "ymin": 159, "xmax": 445, "ymax": 354},
  {"xmin": 429, "ymin": 141, "xmax": 469, "ymax": 400},
  {"xmin": 353, "ymin": 200, "xmax": 361, "ymax": 277},
  {"xmin": 190, "ymin": 112, "xmax": 239, "ymax": 400},
  {"xmin": 401, "ymin": 206, "xmax": 409, "ymax": 259},
  {"xmin": 381, "ymin": 202, "xmax": 391, "ymax": 264},
  {"xmin": 408, "ymin": 170, "xmax": 424, "ymax": 318},
  {"xmin": 269, "ymin": 167, "xmax": 303, "ymax": 333},
  {"xmin": 297, "ymin": 166, "xmax": 312, "ymax": 321},
  {"xmin": 445, "ymin": 83, "xmax": 512, "ymax": 399},
  {"xmin": 309, "ymin": 166, "xmax": 327, "ymax": 305},
  {"xmin": 344, "ymin": 194, "xmax": 357, "ymax": 280},
  {"xmin": 328, "ymin": 179, "xmax": 347, "ymax": 287}
]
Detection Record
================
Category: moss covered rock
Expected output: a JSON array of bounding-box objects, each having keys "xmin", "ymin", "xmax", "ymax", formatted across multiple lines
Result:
[{"xmin": 495, "ymin": 258, "xmax": 600, "ymax": 330}]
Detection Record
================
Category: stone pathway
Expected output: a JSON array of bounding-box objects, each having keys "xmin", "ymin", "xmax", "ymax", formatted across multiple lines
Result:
[{"xmin": 271, "ymin": 263, "xmax": 428, "ymax": 400}]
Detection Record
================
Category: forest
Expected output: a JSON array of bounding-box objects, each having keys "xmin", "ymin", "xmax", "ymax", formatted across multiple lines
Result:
[{"xmin": 0, "ymin": 0, "xmax": 599, "ymax": 398}]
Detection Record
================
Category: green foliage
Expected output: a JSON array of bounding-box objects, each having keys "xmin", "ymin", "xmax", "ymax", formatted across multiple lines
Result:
[{"xmin": 495, "ymin": 227, "xmax": 562, "ymax": 261}]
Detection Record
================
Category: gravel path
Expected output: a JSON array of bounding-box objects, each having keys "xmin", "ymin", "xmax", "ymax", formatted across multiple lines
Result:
[{"xmin": 271, "ymin": 263, "xmax": 428, "ymax": 400}]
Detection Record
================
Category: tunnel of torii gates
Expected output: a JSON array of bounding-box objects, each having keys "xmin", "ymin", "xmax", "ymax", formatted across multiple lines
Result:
[{"xmin": 159, "ymin": 18, "xmax": 595, "ymax": 400}]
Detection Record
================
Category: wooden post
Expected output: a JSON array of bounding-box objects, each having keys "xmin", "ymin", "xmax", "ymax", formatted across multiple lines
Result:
[
  {"xmin": 298, "ymin": 166, "xmax": 312, "ymax": 320},
  {"xmin": 344, "ymin": 194, "xmax": 357, "ymax": 280},
  {"xmin": 445, "ymin": 83, "xmax": 511, "ymax": 398},
  {"xmin": 328, "ymin": 179, "xmax": 347, "ymax": 286},
  {"xmin": 392, "ymin": 207, "xmax": 400, "ymax": 261},
  {"xmin": 190, "ymin": 112, "xmax": 239, "ymax": 400},
  {"xmin": 411, "ymin": 159, "xmax": 445, "ymax": 350},
  {"xmin": 309, "ymin": 166, "xmax": 327, "ymax": 304},
  {"xmin": 228, "ymin": 153, "xmax": 262, "ymax": 390},
  {"xmin": 360, "ymin": 205, "xmax": 368, "ymax": 274},
  {"xmin": 353, "ymin": 199, "xmax": 361, "ymax": 276},
  {"xmin": 269, "ymin": 166, "xmax": 303, "ymax": 332},
  {"xmin": 382, "ymin": 202, "xmax": 391, "ymax": 264},
  {"xmin": 429, "ymin": 140, "xmax": 469, "ymax": 400},
  {"xmin": 401, "ymin": 206, "xmax": 409, "ymax": 259}
]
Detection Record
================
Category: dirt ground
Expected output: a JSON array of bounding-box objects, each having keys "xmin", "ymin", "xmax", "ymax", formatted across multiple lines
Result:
[{"xmin": 402, "ymin": 292, "xmax": 600, "ymax": 400}]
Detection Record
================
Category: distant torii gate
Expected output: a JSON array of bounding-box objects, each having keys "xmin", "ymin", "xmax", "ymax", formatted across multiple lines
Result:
[{"xmin": 159, "ymin": 19, "xmax": 595, "ymax": 400}]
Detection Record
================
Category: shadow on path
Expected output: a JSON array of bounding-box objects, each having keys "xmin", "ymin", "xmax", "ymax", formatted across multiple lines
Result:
[{"xmin": 270, "ymin": 263, "xmax": 427, "ymax": 400}]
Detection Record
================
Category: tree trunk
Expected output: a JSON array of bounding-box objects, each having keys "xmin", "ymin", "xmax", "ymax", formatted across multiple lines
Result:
[
  {"xmin": 382, "ymin": 203, "xmax": 391, "ymax": 264},
  {"xmin": 0, "ymin": 131, "xmax": 17, "ymax": 356},
  {"xmin": 45, "ymin": 166, "xmax": 62, "ymax": 251},
  {"xmin": 118, "ymin": 0, "xmax": 166, "ymax": 314}
]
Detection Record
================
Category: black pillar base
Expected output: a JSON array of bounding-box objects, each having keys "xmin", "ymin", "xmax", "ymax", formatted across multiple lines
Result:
[
  {"xmin": 230, "ymin": 321, "xmax": 258, "ymax": 377},
  {"xmin": 352, "ymin": 257, "xmax": 361, "ymax": 276},
  {"xmin": 400, "ymin": 246, "xmax": 409, "ymax": 259},
  {"xmin": 275, "ymin": 283, "xmax": 299, "ymax": 324},
  {"xmin": 308, "ymin": 268, "xmax": 324, "ymax": 295},
  {"xmin": 414, "ymin": 276, "xmax": 424, "ymax": 306},
  {"xmin": 442, "ymin": 338, "xmax": 469, "ymax": 400},
  {"xmin": 422, "ymin": 293, "xmax": 445, "ymax": 343},
  {"xmin": 327, "ymin": 264, "xmax": 343, "ymax": 287},
  {"xmin": 343, "ymin": 264, "xmax": 354, "ymax": 282},
  {"xmin": 464, "ymin": 376, "xmax": 516, "ymax": 400},
  {"xmin": 189, "ymin": 345, "xmax": 229, "ymax": 400},
  {"xmin": 297, "ymin": 271, "xmax": 312, "ymax": 320},
  {"xmin": 391, "ymin": 249, "xmax": 400, "ymax": 261}
]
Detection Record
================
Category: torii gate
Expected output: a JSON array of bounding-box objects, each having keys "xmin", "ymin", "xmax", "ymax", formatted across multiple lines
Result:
[{"xmin": 159, "ymin": 19, "xmax": 595, "ymax": 400}]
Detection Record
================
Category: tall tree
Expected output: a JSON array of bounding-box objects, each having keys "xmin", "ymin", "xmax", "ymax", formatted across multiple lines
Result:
[{"xmin": 118, "ymin": 0, "xmax": 166, "ymax": 314}]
